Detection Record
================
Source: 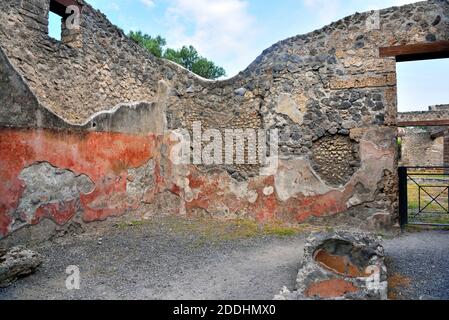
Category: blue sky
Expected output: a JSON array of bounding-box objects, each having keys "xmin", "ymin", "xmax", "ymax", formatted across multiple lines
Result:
[{"xmin": 49, "ymin": 0, "xmax": 449, "ymax": 112}]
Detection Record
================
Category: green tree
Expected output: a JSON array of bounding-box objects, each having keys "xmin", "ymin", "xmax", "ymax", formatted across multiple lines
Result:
[
  {"xmin": 128, "ymin": 31, "xmax": 166, "ymax": 58},
  {"xmin": 164, "ymin": 46, "xmax": 226, "ymax": 80},
  {"xmin": 128, "ymin": 31, "xmax": 226, "ymax": 79}
]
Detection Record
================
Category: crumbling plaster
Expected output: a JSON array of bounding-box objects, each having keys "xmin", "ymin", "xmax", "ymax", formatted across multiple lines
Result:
[{"xmin": 0, "ymin": 0, "xmax": 448, "ymax": 241}]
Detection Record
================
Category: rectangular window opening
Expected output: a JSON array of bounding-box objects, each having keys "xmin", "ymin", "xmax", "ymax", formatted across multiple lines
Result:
[
  {"xmin": 47, "ymin": 0, "xmax": 82, "ymax": 45},
  {"xmin": 48, "ymin": 10, "xmax": 62, "ymax": 41},
  {"xmin": 397, "ymin": 58, "xmax": 449, "ymax": 113}
]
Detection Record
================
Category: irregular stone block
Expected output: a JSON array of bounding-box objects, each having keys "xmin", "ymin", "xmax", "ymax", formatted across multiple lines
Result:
[
  {"xmin": 0, "ymin": 246, "xmax": 43, "ymax": 288},
  {"xmin": 367, "ymin": 211, "xmax": 392, "ymax": 230},
  {"xmin": 330, "ymin": 74, "xmax": 396, "ymax": 90}
]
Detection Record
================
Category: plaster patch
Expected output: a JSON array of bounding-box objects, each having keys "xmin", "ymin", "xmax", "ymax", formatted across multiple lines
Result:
[
  {"xmin": 184, "ymin": 183, "xmax": 201, "ymax": 203},
  {"xmin": 263, "ymin": 186, "xmax": 274, "ymax": 196},
  {"xmin": 229, "ymin": 180, "xmax": 249, "ymax": 198},
  {"xmin": 275, "ymin": 94, "xmax": 304, "ymax": 124},
  {"xmin": 247, "ymin": 191, "xmax": 259, "ymax": 204},
  {"xmin": 126, "ymin": 159, "xmax": 155, "ymax": 198},
  {"xmin": 274, "ymin": 159, "xmax": 332, "ymax": 201},
  {"xmin": 15, "ymin": 162, "xmax": 94, "ymax": 226},
  {"xmin": 230, "ymin": 179, "xmax": 258, "ymax": 203},
  {"xmin": 347, "ymin": 195, "xmax": 363, "ymax": 207}
]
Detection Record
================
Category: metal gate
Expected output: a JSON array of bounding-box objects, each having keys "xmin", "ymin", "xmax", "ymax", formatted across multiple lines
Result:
[{"xmin": 399, "ymin": 167, "xmax": 449, "ymax": 227}]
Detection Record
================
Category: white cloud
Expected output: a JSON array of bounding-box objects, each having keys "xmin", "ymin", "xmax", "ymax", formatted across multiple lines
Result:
[
  {"xmin": 141, "ymin": 0, "xmax": 155, "ymax": 8},
  {"xmin": 164, "ymin": 0, "xmax": 260, "ymax": 77}
]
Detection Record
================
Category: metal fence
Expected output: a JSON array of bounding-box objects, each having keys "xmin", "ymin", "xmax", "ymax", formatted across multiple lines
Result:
[{"xmin": 399, "ymin": 167, "xmax": 449, "ymax": 227}]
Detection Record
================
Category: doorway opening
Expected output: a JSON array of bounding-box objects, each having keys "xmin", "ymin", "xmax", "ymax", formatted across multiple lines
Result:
[{"xmin": 380, "ymin": 41, "xmax": 449, "ymax": 227}]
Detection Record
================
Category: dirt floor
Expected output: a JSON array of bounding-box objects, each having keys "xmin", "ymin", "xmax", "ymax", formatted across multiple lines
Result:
[
  {"xmin": 0, "ymin": 217, "xmax": 308, "ymax": 300},
  {"xmin": 0, "ymin": 216, "xmax": 448, "ymax": 300},
  {"xmin": 384, "ymin": 228, "xmax": 449, "ymax": 300}
]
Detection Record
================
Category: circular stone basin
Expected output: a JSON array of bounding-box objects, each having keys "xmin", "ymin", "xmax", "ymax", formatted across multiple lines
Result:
[{"xmin": 313, "ymin": 239, "xmax": 375, "ymax": 278}]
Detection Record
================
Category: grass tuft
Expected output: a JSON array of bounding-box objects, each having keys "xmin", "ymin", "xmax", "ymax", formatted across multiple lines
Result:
[{"xmin": 113, "ymin": 216, "xmax": 318, "ymax": 246}]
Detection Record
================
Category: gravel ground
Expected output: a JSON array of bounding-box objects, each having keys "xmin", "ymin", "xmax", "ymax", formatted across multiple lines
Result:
[
  {"xmin": 0, "ymin": 217, "xmax": 305, "ymax": 300},
  {"xmin": 383, "ymin": 229, "xmax": 449, "ymax": 300},
  {"xmin": 1, "ymin": 216, "xmax": 448, "ymax": 300}
]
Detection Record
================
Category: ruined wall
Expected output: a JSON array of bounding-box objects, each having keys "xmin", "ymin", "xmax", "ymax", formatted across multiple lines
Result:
[
  {"xmin": 399, "ymin": 105, "xmax": 449, "ymax": 166},
  {"xmin": 0, "ymin": 0, "xmax": 172, "ymax": 124},
  {"xmin": 398, "ymin": 104, "xmax": 449, "ymax": 124},
  {"xmin": 400, "ymin": 127, "xmax": 445, "ymax": 166},
  {"xmin": 1, "ymin": 0, "xmax": 449, "ymax": 242}
]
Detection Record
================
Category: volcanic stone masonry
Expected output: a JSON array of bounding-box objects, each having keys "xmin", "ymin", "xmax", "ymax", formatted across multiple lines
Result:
[
  {"xmin": 0, "ymin": 0, "xmax": 448, "ymax": 244},
  {"xmin": 399, "ymin": 104, "xmax": 449, "ymax": 167}
]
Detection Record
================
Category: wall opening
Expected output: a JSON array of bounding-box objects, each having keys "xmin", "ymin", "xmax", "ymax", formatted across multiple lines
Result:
[
  {"xmin": 396, "ymin": 59, "xmax": 449, "ymax": 167},
  {"xmin": 380, "ymin": 41, "xmax": 449, "ymax": 227},
  {"xmin": 48, "ymin": 11, "xmax": 62, "ymax": 41},
  {"xmin": 47, "ymin": 0, "xmax": 83, "ymax": 48},
  {"xmin": 397, "ymin": 59, "xmax": 449, "ymax": 113},
  {"xmin": 387, "ymin": 43, "xmax": 449, "ymax": 227}
]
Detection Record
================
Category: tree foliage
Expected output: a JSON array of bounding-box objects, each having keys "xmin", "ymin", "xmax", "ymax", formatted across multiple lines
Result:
[
  {"xmin": 128, "ymin": 31, "xmax": 166, "ymax": 58},
  {"xmin": 129, "ymin": 31, "xmax": 226, "ymax": 79}
]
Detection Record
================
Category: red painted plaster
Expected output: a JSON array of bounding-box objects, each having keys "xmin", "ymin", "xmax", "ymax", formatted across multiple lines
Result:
[
  {"xmin": 32, "ymin": 200, "xmax": 78, "ymax": 226},
  {"xmin": 0, "ymin": 126, "xmax": 389, "ymax": 238},
  {"xmin": 305, "ymin": 279, "xmax": 359, "ymax": 298},
  {"xmin": 0, "ymin": 128, "xmax": 156, "ymax": 236}
]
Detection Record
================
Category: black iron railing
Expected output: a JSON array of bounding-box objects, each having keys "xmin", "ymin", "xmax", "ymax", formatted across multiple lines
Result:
[{"xmin": 399, "ymin": 167, "xmax": 449, "ymax": 227}]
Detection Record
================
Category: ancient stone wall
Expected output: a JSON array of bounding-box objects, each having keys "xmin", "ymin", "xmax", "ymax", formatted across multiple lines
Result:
[
  {"xmin": 399, "ymin": 105, "xmax": 449, "ymax": 167},
  {"xmin": 0, "ymin": 0, "xmax": 169, "ymax": 125},
  {"xmin": 400, "ymin": 127, "xmax": 444, "ymax": 166},
  {"xmin": 398, "ymin": 104, "xmax": 449, "ymax": 124},
  {"xmin": 1, "ymin": 0, "xmax": 449, "ymax": 243}
]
